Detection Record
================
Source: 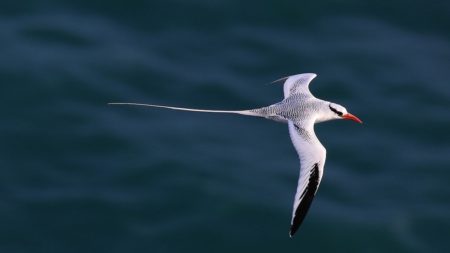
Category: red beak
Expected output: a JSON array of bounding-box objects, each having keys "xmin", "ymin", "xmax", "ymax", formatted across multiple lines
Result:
[{"xmin": 342, "ymin": 113, "xmax": 363, "ymax": 124}]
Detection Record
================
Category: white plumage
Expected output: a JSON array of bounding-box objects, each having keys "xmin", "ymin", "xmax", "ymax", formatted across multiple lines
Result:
[{"xmin": 110, "ymin": 73, "xmax": 362, "ymax": 237}]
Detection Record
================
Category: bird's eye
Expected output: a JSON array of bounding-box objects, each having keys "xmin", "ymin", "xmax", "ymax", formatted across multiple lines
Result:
[{"xmin": 329, "ymin": 105, "xmax": 343, "ymax": 116}]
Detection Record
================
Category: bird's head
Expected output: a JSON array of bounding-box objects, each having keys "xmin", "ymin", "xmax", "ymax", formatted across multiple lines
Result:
[
  {"xmin": 328, "ymin": 102, "xmax": 362, "ymax": 123},
  {"xmin": 316, "ymin": 102, "xmax": 362, "ymax": 124}
]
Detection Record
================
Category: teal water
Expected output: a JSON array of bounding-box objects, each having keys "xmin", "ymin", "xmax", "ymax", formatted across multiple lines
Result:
[{"xmin": 1, "ymin": 1, "xmax": 450, "ymax": 252}]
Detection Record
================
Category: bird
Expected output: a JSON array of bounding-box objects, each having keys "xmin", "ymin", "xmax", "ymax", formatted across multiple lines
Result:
[{"xmin": 109, "ymin": 73, "xmax": 362, "ymax": 237}]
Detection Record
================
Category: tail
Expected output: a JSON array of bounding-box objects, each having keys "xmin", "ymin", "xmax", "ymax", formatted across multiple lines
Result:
[{"xmin": 108, "ymin": 103, "xmax": 262, "ymax": 117}]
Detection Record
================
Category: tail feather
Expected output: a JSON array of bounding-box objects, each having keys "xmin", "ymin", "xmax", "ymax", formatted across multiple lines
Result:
[{"xmin": 108, "ymin": 103, "xmax": 261, "ymax": 117}]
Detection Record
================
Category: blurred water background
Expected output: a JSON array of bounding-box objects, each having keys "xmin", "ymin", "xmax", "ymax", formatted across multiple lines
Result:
[{"xmin": 1, "ymin": 1, "xmax": 450, "ymax": 252}]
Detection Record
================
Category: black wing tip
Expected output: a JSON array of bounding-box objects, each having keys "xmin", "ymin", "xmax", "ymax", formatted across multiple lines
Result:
[
  {"xmin": 288, "ymin": 163, "xmax": 320, "ymax": 238},
  {"xmin": 289, "ymin": 229, "xmax": 296, "ymax": 238},
  {"xmin": 289, "ymin": 224, "xmax": 299, "ymax": 238}
]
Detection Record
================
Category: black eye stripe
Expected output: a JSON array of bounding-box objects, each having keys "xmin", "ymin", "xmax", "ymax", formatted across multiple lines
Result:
[{"xmin": 329, "ymin": 105, "xmax": 343, "ymax": 116}]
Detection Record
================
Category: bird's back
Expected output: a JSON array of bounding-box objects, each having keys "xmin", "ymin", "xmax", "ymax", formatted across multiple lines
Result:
[{"xmin": 250, "ymin": 93, "xmax": 322, "ymax": 124}]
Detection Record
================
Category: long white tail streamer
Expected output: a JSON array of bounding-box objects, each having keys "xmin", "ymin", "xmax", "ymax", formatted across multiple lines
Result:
[{"xmin": 108, "ymin": 103, "xmax": 260, "ymax": 117}]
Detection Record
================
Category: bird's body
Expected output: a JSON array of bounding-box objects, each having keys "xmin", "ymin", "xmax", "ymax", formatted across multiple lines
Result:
[{"xmin": 110, "ymin": 73, "xmax": 362, "ymax": 237}]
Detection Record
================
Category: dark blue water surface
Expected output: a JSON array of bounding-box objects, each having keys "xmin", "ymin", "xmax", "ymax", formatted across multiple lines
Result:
[{"xmin": 1, "ymin": 1, "xmax": 450, "ymax": 252}]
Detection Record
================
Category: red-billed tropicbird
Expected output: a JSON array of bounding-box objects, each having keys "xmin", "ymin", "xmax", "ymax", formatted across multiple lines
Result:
[{"xmin": 110, "ymin": 73, "xmax": 362, "ymax": 237}]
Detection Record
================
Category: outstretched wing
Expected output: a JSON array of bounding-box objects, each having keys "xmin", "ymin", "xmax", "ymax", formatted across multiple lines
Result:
[
  {"xmin": 287, "ymin": 121, "xmax": 326, "ymax": 237},
  {"xmin": 277, "ymin": 73, "xmax": 317, "ymax": 99}
]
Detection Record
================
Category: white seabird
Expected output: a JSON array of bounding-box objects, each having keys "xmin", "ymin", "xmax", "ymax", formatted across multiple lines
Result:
[{"xmin": 110, "ymin": 73, "xmax": 362, "ymax": 237}]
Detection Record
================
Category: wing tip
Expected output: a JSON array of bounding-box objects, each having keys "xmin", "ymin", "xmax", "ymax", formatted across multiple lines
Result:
[
  {"xmin": 289, "ymin": 224, "xmax": 299, "ymax": 238},
  {"xmin": 271, "ymin": 73, "xmax": 318, "ymax": 85},
  {"xmin": 270, "ymin": 75, "xmax": 290, "ymax": 84},
  {"xmin": 287, "ymin": 163, "xmax": 320, "ymax": 238},
  {"xmin": 289, "ymin": 231, "xmax": 295, "ymax": 238},
  {"xmin": 293, "ymin": 73, "xmax": 317, "ymax": 81}
]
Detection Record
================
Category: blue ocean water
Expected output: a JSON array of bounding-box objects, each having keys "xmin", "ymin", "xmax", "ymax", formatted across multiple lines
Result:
[{"xmin": 1, "ymin": 1, "xmax": 450, "ymax": 252}]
